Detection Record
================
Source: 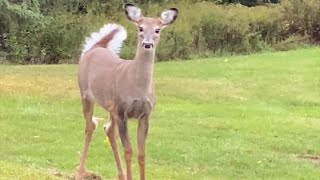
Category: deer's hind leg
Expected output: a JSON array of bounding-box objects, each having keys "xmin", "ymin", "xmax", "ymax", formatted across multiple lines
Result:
[
  {"xmin": 104, "ymin": 114, "xmax": 125, "ymax": 180},
  {"xmin": 76, "ymin": 98, "xmax": 96, "ymax": 180}
]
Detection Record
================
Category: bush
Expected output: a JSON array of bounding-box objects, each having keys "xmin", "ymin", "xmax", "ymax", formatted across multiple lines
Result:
[
  {"xmin": 40, "ymin": 14, "xmax": 87, "ymax": 64},
  {"xmin": 199, "ymin": 5, "xmax": 254, "ymax": 54},
  {"xmin": 281, "ymin": 0, "xmax": 320, "ymax": 43},
  {"xmin": 1, "ymin": 0, "xmax": 320, "ymax": 63},
  {"xmin": 273, "ymin": 34, "xmax": 310, "ymax": 51}
]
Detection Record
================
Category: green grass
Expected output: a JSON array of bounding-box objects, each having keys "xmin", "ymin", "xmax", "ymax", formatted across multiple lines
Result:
[
  {"xmin": 1, "ymin": 48, "xmax": 320, "ymax": 179},
  {"xmin": 0, "ymin": 161, "xmax": 63, "ymax": 179}
]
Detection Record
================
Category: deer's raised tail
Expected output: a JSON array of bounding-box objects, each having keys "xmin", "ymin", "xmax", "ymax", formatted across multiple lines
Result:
[{"xmin": 81, "ymin": 24, "xmax": 127, "ymax": 57}]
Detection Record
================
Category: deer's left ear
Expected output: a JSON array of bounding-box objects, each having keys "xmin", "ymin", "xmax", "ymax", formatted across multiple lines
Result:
[
  {"xmin": 125, "ymin": 3, "xmax": 142, "ymax": 23},
  {"xmin": 160, "ymin": 8, "xmax": 178, "ymax": 27}
]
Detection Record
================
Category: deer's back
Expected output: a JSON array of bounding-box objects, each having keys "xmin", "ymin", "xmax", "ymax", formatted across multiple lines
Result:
[{"xmin": 78, "ymin": 48, "xmax": 126, "ymax": 106}]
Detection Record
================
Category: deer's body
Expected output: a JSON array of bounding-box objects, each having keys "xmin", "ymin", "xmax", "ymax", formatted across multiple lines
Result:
[
  {"xmin": 79, "ymin": 47, "xmax": 155, "ymax": 118},
  {"xmin": 75, "ymin": 4, "xmax": 178, "ymax": 180}
]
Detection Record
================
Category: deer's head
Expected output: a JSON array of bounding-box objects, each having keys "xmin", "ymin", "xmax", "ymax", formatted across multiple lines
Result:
[{"xmin": 125, "ymin": 4, "xmax": 178, "ymax": 50}]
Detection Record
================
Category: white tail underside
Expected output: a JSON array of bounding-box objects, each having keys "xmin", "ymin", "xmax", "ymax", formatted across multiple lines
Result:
[{"xmin": 81, "ymin": 24, "xmax": 127, "ymax": 57}]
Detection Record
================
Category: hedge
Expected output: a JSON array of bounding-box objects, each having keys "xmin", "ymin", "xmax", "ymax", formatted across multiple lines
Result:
[{"xmin": 0, "ymin": 0, "xmax": 318, "ymax": 63}]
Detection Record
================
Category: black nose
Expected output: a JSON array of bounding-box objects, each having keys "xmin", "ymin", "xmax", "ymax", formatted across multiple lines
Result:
[{"xmin": 143, "ymin": 43, "xmax": 153, "ymax": 49}]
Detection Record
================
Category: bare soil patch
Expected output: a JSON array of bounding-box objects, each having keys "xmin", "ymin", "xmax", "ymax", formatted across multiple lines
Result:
[{"xmin": 298, "ymin": 154, "xmax": 320, "ymax": 166}]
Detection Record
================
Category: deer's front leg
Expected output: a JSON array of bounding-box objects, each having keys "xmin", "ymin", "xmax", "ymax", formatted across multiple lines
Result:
[
  {"xmin": 117, "ymin": 116, "xmax": 133, "ymax": 180},
  {"xmin": 137, "ymin": 115, "xmax": 149, "ymax": 180}
]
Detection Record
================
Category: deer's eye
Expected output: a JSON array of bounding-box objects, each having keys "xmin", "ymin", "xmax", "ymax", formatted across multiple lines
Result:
[
  {"xmin": 139, "ymin": 27, "xmax": 143, "ymax": 32},
  {"xmin": 155, "ymin": 29, "xmax": 160, "ymax": 34}
]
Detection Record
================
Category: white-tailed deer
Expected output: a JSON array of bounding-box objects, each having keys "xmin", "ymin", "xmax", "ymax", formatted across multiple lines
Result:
[{"xmin": 76, "ymin": 3, "xmax": 178, "ymax": 180}]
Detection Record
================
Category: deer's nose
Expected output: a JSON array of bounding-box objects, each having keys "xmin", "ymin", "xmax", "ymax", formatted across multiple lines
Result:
[{"xmin": 142, "ymin": 42, "xmax": 154, "ymax": 49}]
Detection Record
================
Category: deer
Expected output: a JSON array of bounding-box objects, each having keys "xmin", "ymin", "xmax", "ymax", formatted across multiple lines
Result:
[{"xmin": 75, "ymin": 3, "xmax": 178, "ymax": 180}]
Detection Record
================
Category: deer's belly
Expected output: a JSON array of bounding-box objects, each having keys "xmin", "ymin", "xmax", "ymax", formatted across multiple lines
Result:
[{"xmin": 126, "ymin": 97, "xmax": 153, "ymax": 119}]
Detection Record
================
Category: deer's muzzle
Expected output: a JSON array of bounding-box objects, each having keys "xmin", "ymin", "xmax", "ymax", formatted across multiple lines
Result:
[{"xmin": 142, "ymin": 42, "xmax": 154, "ymax": 49}]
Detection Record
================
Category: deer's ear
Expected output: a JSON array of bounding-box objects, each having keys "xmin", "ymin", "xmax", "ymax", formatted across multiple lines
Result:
[
  {"xmin": 160, "ymin": 8, "xmax": 178, "ymax": 27},
  {"xmin": 124, "ymin": 3, "xmax": 142, "ymax": 23}
]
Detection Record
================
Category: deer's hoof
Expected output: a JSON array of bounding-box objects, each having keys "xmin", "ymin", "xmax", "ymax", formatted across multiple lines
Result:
[
  {"xmin": 75, "ymin": 170, "xmax": 102, "ymax": 180},
  {"xmin": 118, "ymin": 173, "xmax": 126, "ymax": 180}
]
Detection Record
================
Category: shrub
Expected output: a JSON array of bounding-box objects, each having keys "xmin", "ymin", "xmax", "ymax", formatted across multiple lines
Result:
[
  {"xmin": 273, "ymin": 34, "xmax": 310, "ymax": 51},
  {"xmin": 281, "ymin": 0, "xmax": 320, "ymax": 43},
  {"xmin": 1, "ymin": 0, "xmax": 320, "ymax": 63}
]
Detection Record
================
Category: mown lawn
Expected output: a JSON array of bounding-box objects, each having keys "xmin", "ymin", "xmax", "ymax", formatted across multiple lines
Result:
[{"xmin": 1, "ymin": 48, "xmax": 320, "ymax": 179}]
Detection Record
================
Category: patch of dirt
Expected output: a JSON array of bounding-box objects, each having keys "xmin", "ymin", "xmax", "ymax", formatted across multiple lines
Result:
[
  {"xmin": 49, "ymin": 169, "xmax": 103, "ymax": 180},
  {"xmin": 298, "ymin": 154, "xmax": 320, "ymax": 166},
  {"xmin": 298, "ymin": 154, "xmax": 320, "ymax": 160},
  {"xmin": 69, "ymin": 172, "xmax": 102, "ymax": 180}
]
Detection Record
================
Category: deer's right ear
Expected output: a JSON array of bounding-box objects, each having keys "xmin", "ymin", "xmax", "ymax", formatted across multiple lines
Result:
[{"xmin": 124, "ymin": 3, "xmax": 142, "ymax": 23}]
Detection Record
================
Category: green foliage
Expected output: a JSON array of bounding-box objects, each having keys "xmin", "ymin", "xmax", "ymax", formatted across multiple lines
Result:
[
  {"xmin": 155, "ymin": 2, "xmax": 285, "ymax": 59},
  {"xmin": 0, "ymin": 0, "xmax": 42, "ymax": 63},
  {"xmin": 273, "ymin": 34, "xmax": 310, "ymax": 51},
  {"xmin": 0, "ymin": 0, "xmax": 89, "ymax": 63},
  {"xmin": 281, "ymin": 0, "xmax": 320, "ymax": 43},
  {"xmin": 39, "ymin": 14, "xmax": 87, "ymax": 64},
  {"xmin": 0, "ymin": 0, "xmax": 319, "ymax": 63}
]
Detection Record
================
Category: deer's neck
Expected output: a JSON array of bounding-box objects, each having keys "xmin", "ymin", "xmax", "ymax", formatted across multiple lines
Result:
[{"xmin": 133, "ymin": 43, "xmax": 155, "ymax": 91}]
